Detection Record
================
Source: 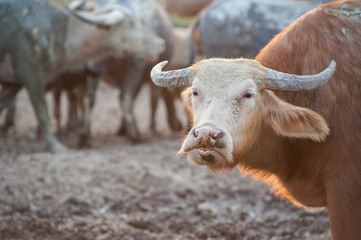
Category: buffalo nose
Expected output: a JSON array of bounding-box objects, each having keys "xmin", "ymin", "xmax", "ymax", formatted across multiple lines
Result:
[
  {"xmin": 193, "ymin": 126, "xmax": 223, "ymax": 145},
  {"xmin": 211, "ymin": 131, "xmax": 223, "ymax": 140}
]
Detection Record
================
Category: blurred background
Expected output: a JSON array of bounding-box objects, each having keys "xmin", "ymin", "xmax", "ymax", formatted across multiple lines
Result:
[{"xmin": 0, "ymin": 0, "xmax": 331, "ymax": 239}]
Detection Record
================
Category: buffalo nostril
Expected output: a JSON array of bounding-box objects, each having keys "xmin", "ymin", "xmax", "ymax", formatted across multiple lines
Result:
[
  {"xmin": 193, "ymin": 129, "xmax": 199, "ymax": 138},
  {"xmin": 212, "ymin": 131, "xmax": 223, "ymax": 140}
]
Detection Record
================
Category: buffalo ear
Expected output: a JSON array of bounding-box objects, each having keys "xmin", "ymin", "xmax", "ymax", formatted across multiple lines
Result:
[
  {"xmin": 181, "ymin": 88, "xmax": 193, "ymax": 117},
  {"xmin": 263, "ymin": 91, "xmax": 330, "ymax": 142}
]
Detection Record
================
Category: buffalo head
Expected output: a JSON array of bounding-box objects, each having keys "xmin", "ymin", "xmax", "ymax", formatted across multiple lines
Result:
[
  {"xmin": 67, "ymin": 4, "xmax": 165, "ymax": 61},
  {"xmin": 151, "ymin": 58, "xmax": 336, "ymax": 171}
]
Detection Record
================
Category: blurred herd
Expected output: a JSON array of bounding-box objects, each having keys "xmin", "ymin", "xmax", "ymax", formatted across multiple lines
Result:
[{"xmin": 0, "ymin": 0, "xmax": 331, "ymax": 152}]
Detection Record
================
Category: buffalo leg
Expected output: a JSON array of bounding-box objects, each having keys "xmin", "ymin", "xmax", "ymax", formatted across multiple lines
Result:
[
  {"xmin": 14, "ymin": 59, "xmax": 66, "ymax": 153},
  {"xmin": 149, "ymin": 83, "xmax": 183, "ymax": 133},
  {"xmin": 1, "ymin": 99, "xmax": 16, "ymax": 133},
  {"xmin": 117, "ymin": 100, "xmax": 127, "ymax": 136},
  {"xmin": 76, "ymin": 85, "xmax": 86, "ymax": 126},
  {"xmin": 65, "ymin": 89, "xmax": 78, "ymax": 134},
  {"xmin": 118, "ymin": 59, "xmax": 146, "ymax": 142},
  {"xmin": 162, "ymin": 88, "xmax": 183, "ymax": 132},
  {"xmin": 326, "ymin": 173, "xmax": 361, "ymax": 239},
  {"xmin": 149, "ymin": 83, "xmax": 160, "ymax": 134},
  {"xmin": 78, "ymin": 74, "xmax": 98, "ymax": 148},
  {"xmin": 0, "ymin": 95, "xmax": 15, "ymax": 133},
  {"xmin": 117, "ymin": 69, "xmax": 145, "ymax": 135},
  {"xmin": 0, "ymin": 85, "xmax": 20, "ymax": 113},
  {"xmin": 0, "ymin": 85, "xmax": 20, "ymax": 133},
  {"xmin": 52, "ymin": 88, "xmax": 64, "ymax": 137}
]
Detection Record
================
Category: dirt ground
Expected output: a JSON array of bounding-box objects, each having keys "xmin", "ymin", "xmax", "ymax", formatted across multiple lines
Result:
[{"xmin": 0, "ymin": 83, "xmax": 330, "ymax": 240}]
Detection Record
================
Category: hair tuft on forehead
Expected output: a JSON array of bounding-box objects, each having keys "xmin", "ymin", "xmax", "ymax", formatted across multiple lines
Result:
[{"xmin": 190, "ymin": 58, "xmax": 267, "ymax": 87}]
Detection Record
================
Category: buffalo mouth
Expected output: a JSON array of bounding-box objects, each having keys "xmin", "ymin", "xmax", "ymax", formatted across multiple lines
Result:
[
  {"xmin": 187, "ymin": 147, "xmax": 227, "ymax": 166},
  {"xmin": 180, "ymin": 125, "xmax": 234, "ymax": 169}
]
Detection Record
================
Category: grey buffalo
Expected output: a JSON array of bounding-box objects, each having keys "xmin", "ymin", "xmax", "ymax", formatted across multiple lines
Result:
[
  {"xmin": 192, "ymin": 0, "xmax": 333, "ymax": 59},
  {"xmin": 0, "ymin": 0, "xmax": 164, "ymax": 152}
]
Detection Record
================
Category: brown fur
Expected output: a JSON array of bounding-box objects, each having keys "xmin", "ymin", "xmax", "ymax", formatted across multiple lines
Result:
[
  {"xmin": 251, "ymin": 1, "xmax": 361, "ymax": 239},
  {"xmin": 180, "ymin": 1, "xmax": 361, "ymax": 239},
  {"xmin": 161, "ymin": 0, "xmax": 213, "ymax": 17},
  {"xmin": 47, "ymin": 70, "xmax": 89, "ymax": 136},
  {"xmin": 263, "ymin": 91, "xmax": 329, "ymax": 142}
]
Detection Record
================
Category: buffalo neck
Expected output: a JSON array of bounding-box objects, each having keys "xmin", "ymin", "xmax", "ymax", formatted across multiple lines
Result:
[{"xmin": 236, "ymin": 122, "xmax": 328, "ymax": 207}]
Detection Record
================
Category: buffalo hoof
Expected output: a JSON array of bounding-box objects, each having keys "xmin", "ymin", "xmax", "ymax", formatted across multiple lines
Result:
[
  {"xmin": 117, "ymin": 124, "xmax": 126, "ymax": 136},
  {"xmin": 127, "ymin": 129, "xmax": 143, "ymax": 143},
  {"xmin": 31, "ymin": 127, "xmax": 43, "ymax": 142},
  {"xmin": 118, "ymin": 129, "xmax": 143, "ymax": 143},
  {"xmin": 56, "ymin": 129, "xmax": 67, "ymax": 140},
  {"xmin": 129, "ymin": 136, "xmax": 143, "ymax": 144},
  {"xmin": 170, "ymin": 120, "xmax": 183, "ymax": 132},
  {"xmin": 126, "ymin": 128, "xmax": 142, "ymax": 144},
  {"xmin": 0, "ymin": 123, "xmax": 13, "ymax": 135},
  {"xmin": 78, "ymin": 134, "xmax": 91, "ymax": 149},
  {"xmin": 31, "ymin": 134, "xmax": 41, "ymax": 142},
  {"xmin": 118, "ymin": 122, "xmax": 143, "ymax": 143},
  {"xmin": 47, "ymin": 141, "xmax": 68, "ymax": 153},
  {"xmin": 150, "ymin": 128, "xmax": 160, "ymax": 137}
]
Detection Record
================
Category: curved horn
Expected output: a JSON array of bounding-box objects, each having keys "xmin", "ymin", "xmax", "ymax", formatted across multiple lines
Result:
[
  {"xmin": 68, "ymin": 0, "xmax": 89, "ymax": 11},
  {"xmin": 67, "ymin": 5, "xmax": 131, "ymax": 27},
  {"xmin": 151, "ymin": 61, "xmax": 192, "ymax": 88},
  {"xmin": 264, "ymin": 60, "xmax": 336, "ymax": 91}
]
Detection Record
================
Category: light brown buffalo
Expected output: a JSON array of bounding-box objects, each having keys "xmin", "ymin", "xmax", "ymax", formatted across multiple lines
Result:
[
  {"xmin": 150, "ymin": 1, "xmax": 361, "ymax": 239},
  {"xmin": 160, "ymin": 0, "xmax": 213, "ymax": 17}
]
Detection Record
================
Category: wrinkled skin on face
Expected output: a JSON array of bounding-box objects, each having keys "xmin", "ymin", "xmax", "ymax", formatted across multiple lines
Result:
[
  {"xmin": 180, "ymin": 58, "xmax": 329, "ymax": 171},
  {"xmin": 180, "ymin": 59, "xmax": 265, "ymax": 170}
]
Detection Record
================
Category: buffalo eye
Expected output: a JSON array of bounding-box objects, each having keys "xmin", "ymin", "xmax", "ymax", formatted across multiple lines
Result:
[
  {"xmin": 243, "ymin": 91, "xmax": 253, "ymax": 99},
  {"xmin": 191, "ymin": 88, "xmax": 199, "ymax": 96}
]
